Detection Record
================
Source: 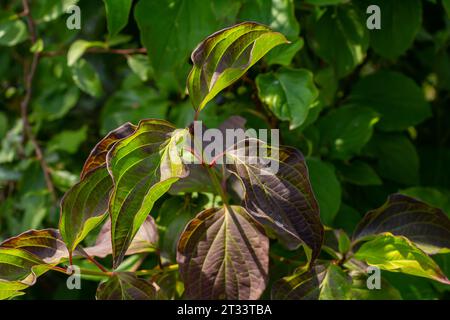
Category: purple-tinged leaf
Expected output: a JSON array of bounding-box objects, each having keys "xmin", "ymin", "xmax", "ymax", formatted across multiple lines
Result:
[
  {"xmin": 353, "ymin": 194, "xmax": 450, "ymax": 254},
  {"xmin": 177, "ymin": 205, "xmax": 269, "ymax": 300},
  {"xmin": 0, "ymin": 229, "xmax": 68, "ymax": 264},
  {"xmin": 96, "ymin": 272, "xmax": 160, "ymax": 300},
  {"xmin": 84, "ymin": 216, "xmax": 158, "ymax": 258},
  {"xmin": 225, "ymin": 139, "xmax": 323, "ymax": 262}
]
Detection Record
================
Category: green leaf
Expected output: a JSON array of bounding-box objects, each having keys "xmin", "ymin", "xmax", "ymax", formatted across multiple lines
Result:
[
  {"xmin": 32, "ymin": 85, "xmax": 80, "ymax": 121},
  {"xmin": 107, "ymin": 120, "xmax": 188, "ymax": 267},
  {"xmin": 157, "ymin": 197, "xmax": 197, "ymax": 262},
  {"xmin": 60, "ymin": 123, "xmax": 136, "ymax": 254},
  {"xmin": 103, "ymin": 0, "xmax": 132, "ymax": 37},
  {"xmin": 0, "ymin": 112, "xmax": 7, "ymax": 140},
  {"xmin": 318, "ymin": 105, "xmax": 379, "ymax": 160},
  {"xmin": 306, "ymin": 0, "xmax": 347, "ymax": 4},
  {"xmin": 354, "ymin": 233, "xmax": 450, "ymax": 284},
  {"xmin": 59, "ymin": 166, "xmax": 111, "ymax": 254},
  {"xmin": 238, "ymin": 0, "xmax": 300, "ymax": 40},
  {"xmin": 400, "ymin": 187, "xmax": 450, "ymax": 216},
  {"xmin": 444, "ymin": 0, "xmax": 450, "ymax": 18},
  {"xmin": 71, "ymin": 59, "xmax": 103, "ymax": 97},
  {"xmin": 177, "ymin": 205, "xmax": 269, "ymax": 299},
  {"xmin": 336, "ymin": 160, "xmax": 382, "ymax": 186},
  {"xmin": 310, "ymin": 4, "xmax": 368, "ymax": 77},
  {"xmin": 0, "ymin": 19, "xmax": 28, "ymax": 46},
  {"xmin": 47, "ymin": 126, "xmax": 88, "ymax": 154},
  {"xmin": 256, "ymin": 68, "xmax": 319, "ymax": 129},
  {"xmin": 96, "ymin": 272, "xmax": 160, "ymax": 300},
  {"xmin": 0, "ymin": 248, "xmax": 51, "ymax": 300},
  {"xmin": 349, "ymin": 71, "xmax": 431, "ymax": 131},
  {"xmin": 187, "ymin": 22, "xmax": 288, "ymax": 111},
  {"xmin": 100, "ymin": 82, "xmax": 168, "ymax": 135},
  {"xmin": 368, "ymin": 133, "xmax": 419, "ymax": 185},
  {"xmin": 272, "ymin": 263, "xmax": 353, "ymax": 300},
  {"xmin": 31, "ymin": 0, "xmax": 79, "ymax": 23},
  {"xmin": 126, "ymin": 55, "xmax": 153, "ymax": 82},
  {"xmin": 265, "ymin": 38, "xmax": 304, "ymax": 66},
  {"xmin": 358, "ymin": 0, "xmax": 422, "ymax": 59},
  {"xmin": 134, "ymin": 0, "xmax": 222, "ymax": 84},
  {"xmin": 353, "ymin": 194, "xmax": 450, "ymax": 254},
  {"xmin": 226, "ymin": 140, "xmax": 323, "ymax": 261},
  {"xmin": 306, "ymin": 158, "xmax": 341, "ymax": 226},
  {"xmin": 67, "ymin": 40, "xmax": 106, "ymax": 67}
]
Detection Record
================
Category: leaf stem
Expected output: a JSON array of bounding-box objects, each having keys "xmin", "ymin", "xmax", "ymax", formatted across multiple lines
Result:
[
  {"xmin": 135, "ymin": 264, "xmax": 179, "ymax": 276},
  {"xmin": 205, "ymin": 165, "xmax": 228, "ymax": 205}
]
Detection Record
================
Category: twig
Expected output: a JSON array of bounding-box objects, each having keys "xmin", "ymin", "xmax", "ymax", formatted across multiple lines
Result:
[{"xmin": 20, "ymin": 0, "xmax": 57, "ymax": 202}]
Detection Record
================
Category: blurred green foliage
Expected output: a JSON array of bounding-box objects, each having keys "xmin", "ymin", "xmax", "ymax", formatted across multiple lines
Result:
[{"xmin": 0, "ymin": 0, "xmax": 450, "ymax": 299}]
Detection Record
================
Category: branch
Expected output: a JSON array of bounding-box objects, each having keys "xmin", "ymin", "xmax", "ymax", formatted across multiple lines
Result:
[{"xmin": 21, "ymin": 0, "xmax": 57, "ymax": 202}]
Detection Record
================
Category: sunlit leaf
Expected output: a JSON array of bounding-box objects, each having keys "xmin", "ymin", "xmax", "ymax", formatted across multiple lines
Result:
[
  {"xmin": 177, "ymin": 205, "xmax": 269, "ymax": 299},
  {"xmin": 187, "ymin": 21, "xmax": 288, "ymax": 111},
  {"xmin": 353, "ymin": 194, "xmax": 450, "ymax": 254},
  {"xmin": 256, "ymin": 68, "xmax": 319, "ymax": 129},
  {"xmin": 107, "ymin": 119, "xmax": 189, "ymax": 267},
  {"xmin": 60, "ymin": 123, "xmax": 136, "ymax": 254},
  {"xmin": 354, "ymin": 233, "xmax": 450, "ymax": 284}
]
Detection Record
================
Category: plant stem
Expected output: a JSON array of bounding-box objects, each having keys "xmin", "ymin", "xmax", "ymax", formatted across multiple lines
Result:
[
  {"xmin": 205, "ymin": 165, "xmax": 228, "ymax": 205},
  {"xmin": 77, "ymin": 247, "xmax": 109, "ymax": 273},
  {"xmin": 135, "ymin": 264, "xmax": 179, "ymax": 276},
  {"xmin": 20, "ymin": 0, "xmax": 57, "ymax": 202}
]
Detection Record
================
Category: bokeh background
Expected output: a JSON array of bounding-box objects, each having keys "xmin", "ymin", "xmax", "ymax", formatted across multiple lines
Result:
[{"xmin": 0, "ymin": 0, "xmax": 449, "ymax": 299}]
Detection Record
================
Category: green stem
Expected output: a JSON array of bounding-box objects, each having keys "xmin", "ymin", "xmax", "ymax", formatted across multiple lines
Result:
[
  {"xmin": 205, "ymin": 165, "xmax": 228, "ymax": 205},
  {"xmin": 135, "ymin": 264, "xmax": 179, "ymax": 276}
]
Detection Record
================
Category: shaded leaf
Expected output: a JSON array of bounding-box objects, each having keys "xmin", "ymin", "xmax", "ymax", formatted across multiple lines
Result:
[
  {"xmin": 107, "ymin": 120, "xmax": 188, "ymax": 267},
  {"xmin": 71, "ymin": 59, "xmax": 103, "ymax": 97},
  {"xmin": 226, "ymin": 139, "xmax": 323, "ymax": 261},
  {"xmin": 187, "ymin": 22, "xmax": 288, "ymax": 111},
  {"xmin": 310, "ymin": 5, "xmax": 368, "ymax": 77},
  {"xmin": 0, "ymin": 19, "xmax": 28, "ymax": 47},
  {"xmin": 256, "ymin": 68, "xmax": 319, "ymax": 129},
  {"xmin": 317, "ymin": 105, "xmax": 379, "ymax": 160},
  {"xmin": 103, "ymin": 0, "xmax": 132, "ymax": 37},
  {"xmin": 353, "ymin": 194, "xmax": 450, "ymax": 254},
  {"xmin": 354, "ymin": 233, "xmax": 450, "ymax": 284},
  {"xmin": 96, "ymin": 272, "xmax": 159, "ymax": 300},
  {"xmin": 358, "ymin": 0, "xmax": 422, "ymax": 59},
  {"xmin": 336, "ymin": 160, "xmax": 382, "ymax": 186},
  {"xmin": 349, "ymin": 71, "xmax": 431, "ymax": 131},
  {"xmin": 84, "ymin": 216, "xmax": 158, "ymax": 258},
  {"xmin": 368, "ymin": 133, "xmax": 420, "ymax": 185},
  {"xmin": 306, "ymin": 158, "xmax": 341, "ymax": 226},
  {"xmin": 177, "ymin": 205, "xmax": 268, "ymax": 300}
]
